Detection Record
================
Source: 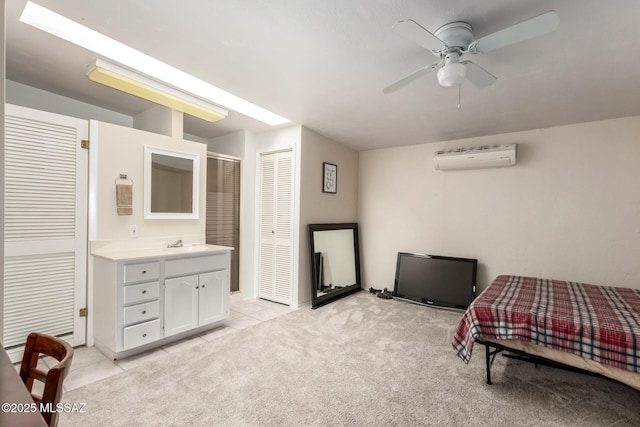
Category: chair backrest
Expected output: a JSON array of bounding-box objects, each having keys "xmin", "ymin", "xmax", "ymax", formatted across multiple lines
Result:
[{"xmin": 19, "ymin": 332, "xmax": 74, "ymax": 427}]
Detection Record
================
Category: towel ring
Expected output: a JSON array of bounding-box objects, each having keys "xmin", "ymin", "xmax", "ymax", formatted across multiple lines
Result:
[{"xmin": 115, "ymin": 174, "xmax": 134, "ymax": 185}]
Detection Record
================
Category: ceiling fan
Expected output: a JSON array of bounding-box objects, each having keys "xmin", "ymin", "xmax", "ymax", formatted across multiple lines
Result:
[{"xmin": 383, "ymin": 11, "xmax": 560, "ymax": 93}]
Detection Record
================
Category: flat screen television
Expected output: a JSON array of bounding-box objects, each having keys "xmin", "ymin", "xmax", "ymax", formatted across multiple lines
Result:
[{"xmin": 393, "ymin": 252, "xmax": 477, "ymax": 310}]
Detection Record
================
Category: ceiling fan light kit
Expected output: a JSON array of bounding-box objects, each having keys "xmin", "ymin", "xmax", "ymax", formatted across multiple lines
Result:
[
  {"xmin": 384, "ymin": 11, "xmax": 560, "ymax": 95},
  {"xmin": 437, "ymin": 53, "xmax": 466, "ymax": 87}
]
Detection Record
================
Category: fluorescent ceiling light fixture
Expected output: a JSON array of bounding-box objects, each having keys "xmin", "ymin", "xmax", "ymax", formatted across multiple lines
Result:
[
  {"xmin": 19, "ymin": 1, "xmax": 290, "ymax": 126},
  {"xmin": 87, "ymin": 59, "xmax": 228, "ymax": 123}
]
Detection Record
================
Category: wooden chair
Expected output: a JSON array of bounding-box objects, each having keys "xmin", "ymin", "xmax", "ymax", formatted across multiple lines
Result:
[{"xmin": 19, "ymin": 333, "xmax": 74, "ymax": 427}]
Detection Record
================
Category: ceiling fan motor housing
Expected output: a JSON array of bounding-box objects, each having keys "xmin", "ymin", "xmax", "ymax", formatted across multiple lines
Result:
[{"xmin": 434, "ymin": 22, "xmax": 474, "ymax": 51}]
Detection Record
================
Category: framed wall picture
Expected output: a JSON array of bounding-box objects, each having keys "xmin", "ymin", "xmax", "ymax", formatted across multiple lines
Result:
[{"xmin": 322, "ymin": 162, "xmax": 337, "ymax": 194}]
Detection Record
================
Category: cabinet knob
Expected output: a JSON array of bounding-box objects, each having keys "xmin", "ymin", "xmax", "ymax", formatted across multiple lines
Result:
[
  {"xmin": 142, "ymin": 290, "xmax": 147, "ymax": 294},
  {"xmin": 142, "ymin": 310, "xmax": 147, "ymax": 315},
  {"xmin": 142, "ymin": 333, "xmax": 147, "ymax": 338},
  {"xmin": 142, "ymin": 270, "xmax": 147, "ymax": 274},
  {"xmin": 202, "ymin": 284, "xmax": 206, "ymax": 288},
  {"xmin": 196, "ymin": 286, "xmax": 199, "ymax": 289}
]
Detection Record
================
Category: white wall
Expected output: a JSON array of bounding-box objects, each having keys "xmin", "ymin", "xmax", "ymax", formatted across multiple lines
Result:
[
  {"xmin": 90, "ymin": 121, "xmax": 207, "ymax": 247},
  {"xmin": 299, "ymin": 127, "xmax": 359, "ymax": 304},
  {"xmin": 359, "ymin": 116, "xmax": 640, "ymax": 293},
  {"xmin": 208, "ymin": 130, "xmax": 247, "ymax": 158}
]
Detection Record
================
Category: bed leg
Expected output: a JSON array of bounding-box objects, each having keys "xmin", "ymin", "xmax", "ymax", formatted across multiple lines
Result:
[{"xmin": 485, "ymin": 343, "xmax": 492, "ymax": 385}]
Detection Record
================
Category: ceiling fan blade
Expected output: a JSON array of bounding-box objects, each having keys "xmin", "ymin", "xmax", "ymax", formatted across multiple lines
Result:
[
  {"xmin": 382, "ymin": 63, "xmax": 439, "ymax": 93},
  {"xmin": 393, "ymin": 19, "xmax": 445, "ymax": 56},
  {"xmin": 472, "ymin": 11, "xmax": 559, "ymax": 53},
  {"xmin": 462, "ymin": 61, "xmax": 497, "ymax": 88}
]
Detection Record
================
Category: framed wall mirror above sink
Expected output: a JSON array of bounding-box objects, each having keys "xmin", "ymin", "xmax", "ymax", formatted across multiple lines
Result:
[
  {"xmin": 144, "ymin": 146, "xmax": 200, "ymax": 219},
  {"xmin": 308, "ymin": 223, "xmax": 362, "ymax": 308}
]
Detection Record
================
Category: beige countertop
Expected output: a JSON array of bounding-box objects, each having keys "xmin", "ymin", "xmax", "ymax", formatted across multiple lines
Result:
[{"xmin": 91, "ymin": 244, "xmax": 234, "ymax": 262}]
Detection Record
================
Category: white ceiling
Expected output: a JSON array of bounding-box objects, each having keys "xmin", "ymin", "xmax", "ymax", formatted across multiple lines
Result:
[{"xmin": 6, "ymin": 0, "xmax": 640, "ymax": 151}]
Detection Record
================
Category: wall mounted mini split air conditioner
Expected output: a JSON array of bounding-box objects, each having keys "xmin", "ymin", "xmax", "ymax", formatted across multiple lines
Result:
[{"xmin": 433, "ymin": 143, "xmax": 517, "ymax": 171}]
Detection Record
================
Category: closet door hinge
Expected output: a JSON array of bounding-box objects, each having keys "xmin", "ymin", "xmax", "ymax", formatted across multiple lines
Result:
[
  {"xmin": 81, "ymin": 139, "xmax": 90, "ymax": 149},
  {"xmin": 79, "ymin": 308, "xmax": 88, "ymax": 317}
]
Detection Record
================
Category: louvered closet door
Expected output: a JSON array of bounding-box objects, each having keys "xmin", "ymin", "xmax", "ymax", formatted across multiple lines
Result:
[
  {"xmin": 258, "ymin": 150, "xmax": 293, "ymax": 305},
  {"xmin": 3, "ymin": 104, "xmax": 88, "ymax": 360}
]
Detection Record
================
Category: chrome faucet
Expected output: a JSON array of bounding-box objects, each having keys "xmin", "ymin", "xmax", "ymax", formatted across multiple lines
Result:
[{"xmin": 167, "ymin": 239, "xmax": 183, "ymax": 248}]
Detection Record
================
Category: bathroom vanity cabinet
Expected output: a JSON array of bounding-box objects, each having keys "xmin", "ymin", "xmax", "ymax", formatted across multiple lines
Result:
[{"xmin": 91, "ymin": 245, "xmax": 232, "ymax": 359}]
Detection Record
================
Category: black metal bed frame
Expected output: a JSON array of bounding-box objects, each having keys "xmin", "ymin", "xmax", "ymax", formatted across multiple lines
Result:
[{"xmin": 477, "ymin": 338, "xmax": 614, "ymax": 386}]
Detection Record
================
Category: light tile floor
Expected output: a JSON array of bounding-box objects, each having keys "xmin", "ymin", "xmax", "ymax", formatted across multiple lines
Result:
[{"xmin": 18, "ymin": 296, "xmax": 293, "ymax": 392}]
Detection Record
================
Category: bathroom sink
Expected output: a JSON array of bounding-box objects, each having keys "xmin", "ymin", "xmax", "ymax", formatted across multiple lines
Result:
[{"xmin": 163, "ymin": 245, "xmax": 210, "ymax": 253}]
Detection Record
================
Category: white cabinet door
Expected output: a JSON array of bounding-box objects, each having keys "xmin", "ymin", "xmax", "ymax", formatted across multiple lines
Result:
[
  {"xmin": 198, "ymin": 271, "xmax": 228, "ymax": 326},
  {"xmin": 164, "ymin": 274, "xmax": 198, "ymax": 336}
]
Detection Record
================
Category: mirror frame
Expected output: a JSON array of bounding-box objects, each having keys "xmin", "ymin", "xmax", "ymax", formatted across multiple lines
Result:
[
  {"xmin": 308, "ymin": 222, "xmax": 362, "ymax": 309},
  {"xmin": 144, "ymin": 145, "xmax": 200, "ymax": 219}
]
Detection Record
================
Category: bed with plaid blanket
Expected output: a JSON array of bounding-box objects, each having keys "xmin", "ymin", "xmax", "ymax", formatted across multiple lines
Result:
[{"xmin": 452, "ymin": 275, "xmax": 640, "ymax": 374}]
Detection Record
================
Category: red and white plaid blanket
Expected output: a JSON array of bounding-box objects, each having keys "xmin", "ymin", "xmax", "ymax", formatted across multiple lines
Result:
[{"xmin": 452, "ymin": 275, "xmax": 640, "ymax": 372}]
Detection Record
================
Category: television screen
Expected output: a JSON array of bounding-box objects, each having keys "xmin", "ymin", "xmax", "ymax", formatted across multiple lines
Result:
[{"xmin": 392, "ymin": 252, "xmax": 477, "ymax": 310}]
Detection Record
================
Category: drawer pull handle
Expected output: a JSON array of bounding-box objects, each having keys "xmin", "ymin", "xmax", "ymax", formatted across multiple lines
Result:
[
  {"xmin": 142, "ymin": 290, "xmax": 147, "ymax": 294},
  {"xmin": 142, "ymin": 310, "xmax": 147, "ymax": 315},
  {"xmin": 142, "ymin": 333, "xmax": 147, "ymax": 338}
]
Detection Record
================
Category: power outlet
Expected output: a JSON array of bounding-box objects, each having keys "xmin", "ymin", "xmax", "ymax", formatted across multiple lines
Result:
[{"xmin": 130, "ymin": 225, "xmax": 138, "ymax": 238}]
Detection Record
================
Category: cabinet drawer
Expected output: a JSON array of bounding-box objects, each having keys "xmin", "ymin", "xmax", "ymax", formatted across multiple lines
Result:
[
  {"xmin": 124, "ymin": 281, "xmax": 160, "ymax": 305},
  {"xmin": 123, "ymin": 300, "xmax": 159, "ymax": 326},
  {"xmin": 165, "ymin": 253, "xmax": 229, "ymax": 277},
  {"xmin": 123, "ymin": 319, "xmax": 161, "ymax": 350},
  {"xmin": 123, "ymin": 262, "xmax": 160, "ymax": 284}
]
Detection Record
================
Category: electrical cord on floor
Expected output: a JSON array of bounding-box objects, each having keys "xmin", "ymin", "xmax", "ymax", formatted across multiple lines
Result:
[{"xmin": 369, "ymin": 287, "xmax": 393, "ymax": 299}]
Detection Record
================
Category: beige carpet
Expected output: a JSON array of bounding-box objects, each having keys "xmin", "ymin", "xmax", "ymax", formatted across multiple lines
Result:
[{"xmin": 60, "ymin": 292, "xmax": 640, "ymax": 426}]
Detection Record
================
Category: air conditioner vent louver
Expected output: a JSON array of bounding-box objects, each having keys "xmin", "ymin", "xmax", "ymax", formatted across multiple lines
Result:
[{"xmin": 433, "ymin": 143, "xmax": 516, "ymax": 171}]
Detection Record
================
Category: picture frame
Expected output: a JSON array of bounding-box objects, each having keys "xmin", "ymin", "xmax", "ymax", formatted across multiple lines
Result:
[{"xmin": 322, "ymin": 162, "xmax": 337, "ymax": 194}]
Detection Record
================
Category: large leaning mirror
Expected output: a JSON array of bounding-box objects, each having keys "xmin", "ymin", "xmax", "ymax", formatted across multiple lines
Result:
[
  {"xmin": 144, "ymin": 146, "xmax": 200, "ymax": 219},
  {"xmin": 308, "ymin": 223, "xmax": 362, "ymax": 309}
]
